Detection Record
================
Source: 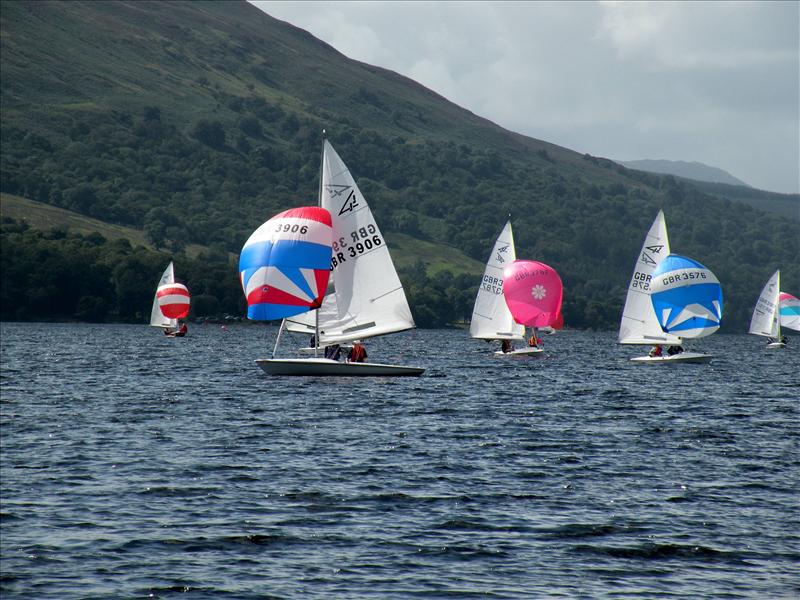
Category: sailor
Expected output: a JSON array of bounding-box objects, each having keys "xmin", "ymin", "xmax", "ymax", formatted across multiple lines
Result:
[
  {"xmin": 348, "ymin": 342, "xmax": 367, "ymax": 363},
  {"xmin": 649, "ymin": 345, "xmax": 663, "ymax": 357},
  {"xmin": 324, "ymin": 344, "xmax": 341, "ymax": 361},
  {"xmin": 501, "ymin": 339, "xmax": 513, "ymax": 353}
]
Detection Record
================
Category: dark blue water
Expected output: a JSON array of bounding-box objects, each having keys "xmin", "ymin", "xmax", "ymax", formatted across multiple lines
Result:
[{"xmin": 1, "ymin": 322, "xmax": 798, "ymax": 598}]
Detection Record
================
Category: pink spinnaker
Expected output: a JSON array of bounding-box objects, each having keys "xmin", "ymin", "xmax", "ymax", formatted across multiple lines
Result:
[{"xmin": 502, "ymin": 260, "xmax": 563, "ymax": 328}]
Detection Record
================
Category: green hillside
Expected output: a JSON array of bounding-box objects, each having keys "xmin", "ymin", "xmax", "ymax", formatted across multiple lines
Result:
[
  {"xmin": 1, "ymin": 0, "xmax": 798, "ymax": 330},
  {"xmin": 0, "ymin": 193, "xmax": 482, "ymax": 274},
  {"xmin": 0, "ymin": 193, "xmax": 210, "ymax": 256},
  {"xmin": 685, "ymin": 182, "xmax": 799, "ymax": 222}
]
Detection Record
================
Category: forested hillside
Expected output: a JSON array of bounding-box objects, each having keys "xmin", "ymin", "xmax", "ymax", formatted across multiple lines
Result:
[{"xmin": 2, "ymin": 0, "xmax": 798, "ymax": 330}]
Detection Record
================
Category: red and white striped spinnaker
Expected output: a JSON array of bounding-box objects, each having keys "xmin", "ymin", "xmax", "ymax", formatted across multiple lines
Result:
[
  {"xmin": 156, "ymin": 282, "xmax": 190, "ymax": 319},
  {"xmin": 150, "ymin": 262, "xmax": 190, "ymax": 328}
]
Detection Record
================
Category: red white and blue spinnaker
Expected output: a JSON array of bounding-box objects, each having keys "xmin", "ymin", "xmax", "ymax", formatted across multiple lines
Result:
[{"xmin": 239, "ymin": 207, "xmax": 333, "ymax": 321}]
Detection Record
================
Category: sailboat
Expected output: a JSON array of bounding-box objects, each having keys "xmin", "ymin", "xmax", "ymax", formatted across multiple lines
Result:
[
  {"xmin": 149, "ymin": 262, "xmax": 190, "ymax": 336},
  {"xmin": 501, "ymin": 259, "xmax": 564, "ymax": 356},
  {"xmin": 248, "ymin": 135, "xmax": 424, "ymax": 377},
  {"xmin": 620, "ymin": 211, "xmax": 721, "ymax": 364},
  {"xmin": 469, "ymin": 221, "xmax": 535, "ymax": 356},
  {"xmin": 749, "ymin": 270, "xmax": 785, "ymax": 348}
]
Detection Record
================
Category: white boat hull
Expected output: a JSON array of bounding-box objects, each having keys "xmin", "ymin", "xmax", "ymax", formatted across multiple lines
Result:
[
  {"xmin": 494, "ymin": 347, "xmax": 545, "ymax": 358},
  {"xmin": 630, "ymin": 352, "xmax": 712, "ymax": 364},
  {"xmin": 255, "ymin": 358, "xmax": 424, "ymax": 376},
  {"xmin": 766, "ymin": 342, "xmax": 786, "ymax": 349}
]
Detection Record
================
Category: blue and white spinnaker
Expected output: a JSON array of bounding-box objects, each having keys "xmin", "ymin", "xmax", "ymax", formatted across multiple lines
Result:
[{"xmin": 649, "ymin": 254, "xmax": 723, "ymax": 339}]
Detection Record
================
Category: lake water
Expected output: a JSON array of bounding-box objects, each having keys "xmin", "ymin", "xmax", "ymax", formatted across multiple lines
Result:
[{"xmin": 1, "ymin": 322, "xmax": 798, "ymax": 599}]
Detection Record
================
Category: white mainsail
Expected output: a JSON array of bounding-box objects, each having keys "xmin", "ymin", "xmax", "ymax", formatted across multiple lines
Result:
[
  {"xmin": 286, "ymin": 140, "xmax": 415, "ymax": 345},
  {"xmin": 150, "ymin": 262, "xmax": 176, "ymax": 329},
  {"xmin": 618, "ymin": 210, "xmax": 682, "ymax": 345},
  {"xmin": 470, "ymin": 221, "xmax": 525, "ymax": 340},
  {"xmin": 749, "ymin": 269, "xmax": 780, "ymax": 338}
]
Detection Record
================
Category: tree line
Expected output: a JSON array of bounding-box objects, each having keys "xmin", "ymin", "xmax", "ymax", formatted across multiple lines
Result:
[{"xmin": 2, "ymin": 99, "xmax": 798, "ymax": 332}]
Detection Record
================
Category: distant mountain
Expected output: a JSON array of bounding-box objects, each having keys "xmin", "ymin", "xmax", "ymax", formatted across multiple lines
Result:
[{"xmin": 618, "ymin": 159, "xmax": 750, "ymax": 188}]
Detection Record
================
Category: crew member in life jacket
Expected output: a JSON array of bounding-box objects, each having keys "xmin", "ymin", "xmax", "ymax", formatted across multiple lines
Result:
[
  {"xmin": 528, "ymin": 334, "xmax": 541, "ymax": 348},
  {"xmin": 501, "ymin": 339, "xmax": 513, "ymax": 353},
  {"xmin": 164, "ymin": 321, "xmax": 188, "ymax": 337},
  {"xmin": 649, "ymin": 345, "xmax": 663, "ymax": 357},
  {"xmin": 348, "ymin": 342, "xmax": 367, "ymax": 363}
]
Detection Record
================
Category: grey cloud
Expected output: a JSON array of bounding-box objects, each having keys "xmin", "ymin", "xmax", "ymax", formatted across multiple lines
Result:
[{"xmin": 253, "ymin": 1, "xmax": 799, "ymax": 193}]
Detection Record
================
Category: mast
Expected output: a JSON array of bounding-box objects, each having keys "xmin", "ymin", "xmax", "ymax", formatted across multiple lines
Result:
[
  {"xmin": 775, "ymin": 270, "xmax": 782, "ymax": 341},
  {"xmin": 315, "ymin": 130, "xmax": 326, "ymax": 358},
  {"xmin": 272, "ymin": 319, "xmax": 285, "ymax": 359}
]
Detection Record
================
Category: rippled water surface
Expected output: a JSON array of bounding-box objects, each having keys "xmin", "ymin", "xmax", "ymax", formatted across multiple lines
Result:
[{"xmin": 1, "ymin": 322, "xmax": 799, "ymax": 598}]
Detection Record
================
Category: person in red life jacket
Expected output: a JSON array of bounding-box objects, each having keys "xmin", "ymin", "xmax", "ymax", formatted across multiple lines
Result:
[
  {"xmin": 166, "ymin": 321, "xmax": 188, "ymax": 337},
  {"xmin": 348, "ymin": 342, "xmax": 367, "ymax": 363},
  {"xmin": 528, "ymin": 335, "xmax": 541, "ymax": 348},
  {"xmin": 649, "ymin": 345, "xmax": 663, "ymax": 357}
]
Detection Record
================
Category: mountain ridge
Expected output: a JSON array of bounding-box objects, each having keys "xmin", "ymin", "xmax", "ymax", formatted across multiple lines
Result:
[{"xmin": 618, "ymin": 159, "xmax": 751, "ymax": 188}]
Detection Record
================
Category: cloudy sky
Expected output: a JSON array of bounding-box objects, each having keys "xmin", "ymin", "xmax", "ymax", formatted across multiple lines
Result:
[{"xmin": 252, "ymin": 1, "xmax": 799, "ymax": 194}]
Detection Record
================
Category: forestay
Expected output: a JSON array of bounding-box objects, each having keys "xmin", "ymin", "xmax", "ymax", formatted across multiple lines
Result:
[
  {"xmin": 618, "ymin": 210, "xmax": 682, "ymax": 345},
  {"xmin": 748, "ymin": 270, "xmax": 780, "ymax": 338},
  {"xmin": 286, "ymin": 140, "xmax": 415, "ymax": 345},
  {"xmin": 650, "ymin": 254, "xmax": 723, "ymax": 339},
  {"xmin": 470, "ymin": 221, "xmax": 524, "ymax": 340}
]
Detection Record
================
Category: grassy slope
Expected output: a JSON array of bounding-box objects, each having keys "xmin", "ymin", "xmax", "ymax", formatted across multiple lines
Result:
[
  {"xmin": 387, "ymin": 232, "xmax": 484, "ymax": 276},
  {"xmin": 1, "ymin": 192, "xmax": 484, "ymax": 276},
  {"xmin": 1, "ymin": 193, "xmax": 202, "ymax": 258}
]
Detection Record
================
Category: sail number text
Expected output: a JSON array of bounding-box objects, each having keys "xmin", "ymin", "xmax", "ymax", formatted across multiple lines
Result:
[
  {"xmin": 481, "ymin": 275, "xmax": 504, "ymax": 295},
  {"xmin": 330, "ymin": 224, "xmax": 383, "ymax": 269},
  {"xmin": 661, "ymin": 271, "xmax": 707, "ymax": 286},
  {"xmin": 631, "ymin": 271, "xmax": 651, "ymax": 291},
  {"xmin": 274, "ymin": 223, "xmax": 308, "ymax": 234}
]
